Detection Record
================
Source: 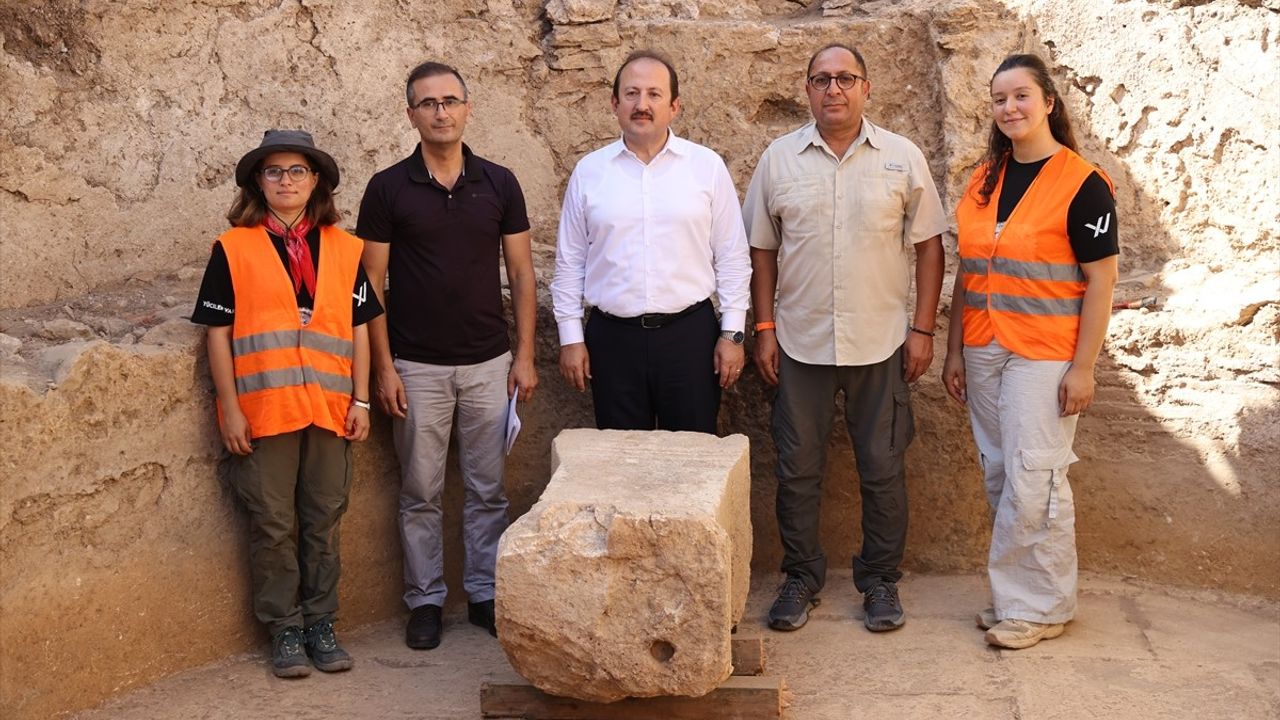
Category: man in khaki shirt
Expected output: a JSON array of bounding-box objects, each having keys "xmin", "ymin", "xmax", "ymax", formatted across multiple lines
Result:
[{"xmin": 743, "ymin": 43, "xmax": 945, "ymax": 634}]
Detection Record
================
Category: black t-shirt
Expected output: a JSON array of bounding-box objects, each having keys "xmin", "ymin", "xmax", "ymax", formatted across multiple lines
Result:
[
  {"xmin": 191, "ymin": 226, "xmax": 383, "ymax": 326},
  {"xmin": 996, "ymin": 156, "xmax": 1120, "ymax": 263},
  {"xmin": 356, "ymin": 143, "xmax": 530, "ymax": 366}
]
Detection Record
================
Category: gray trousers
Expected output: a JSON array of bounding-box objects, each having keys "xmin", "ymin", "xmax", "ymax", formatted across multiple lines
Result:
[
  {"xmin": 393, "ymin": 352, "xmax": 511, "ymax": 609},
  {"xmin": 231, "ymin": 425, "xmax": 352, "ymax": 636},
  {"xmin": 773, "ymin": 346, "xmax": 914, "ymax": 594},
  {"xmin": 965, "ymin": 342, "xmax": 1078, "ymax": 624}
]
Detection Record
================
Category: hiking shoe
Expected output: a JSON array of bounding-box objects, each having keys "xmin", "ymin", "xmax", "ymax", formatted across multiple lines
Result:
[
  {"xmin": 863, "ymin": 582, "xmax": 905, "ymax": 632},
  {"xmin": 271, "ymin": 626, "xmax": 311, "ymax": 678},
  {"xmin": 406, "ymin": 604, "xmax": 442, "ymax": 649},
  {"xmin": 985, "ymin": 618, "xmax": 1065, "ymax": 649},
  {"xmin": 768, "ymin": 576, "xmax": 819, "ymax": 631},
  {"xmin": 468, "ymin": 600, "xmax": 497, "ymax": 638},
  {"xmin": 976, "ymin": 607, "xmax": 998, "ymax": 630},
  {"xmin": 304, "ymin": 619, "xmax": 353, "ymax": 672}
]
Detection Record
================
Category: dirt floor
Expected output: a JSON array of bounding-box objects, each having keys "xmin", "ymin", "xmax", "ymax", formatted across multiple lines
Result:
[{"xmin": 71, "ymin": 571, "xmax": 1280, "ymax": 719}]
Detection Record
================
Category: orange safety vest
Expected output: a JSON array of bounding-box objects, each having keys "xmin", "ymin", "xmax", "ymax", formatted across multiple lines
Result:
[
  {"xmin": 955, "ymin": 148, "xmax": 1113, "ymax": 361},
  {"xmin": 218, "ymin": 224, "xmax": 363, "ymax": 439}
]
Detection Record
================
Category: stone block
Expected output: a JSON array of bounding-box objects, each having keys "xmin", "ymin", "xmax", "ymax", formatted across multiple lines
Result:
[
  {"xmin": 496, "ymin": 429, "xmax": 751, "ymax": 702},
  {"xmin": 546, "ymin": 0, "xmax": 616, "ymax": 25}
]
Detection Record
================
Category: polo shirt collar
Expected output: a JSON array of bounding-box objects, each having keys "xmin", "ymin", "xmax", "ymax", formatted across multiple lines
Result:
[{"xmin": 406, "ymin": 142, "xmax": 480, "ymax": 186}]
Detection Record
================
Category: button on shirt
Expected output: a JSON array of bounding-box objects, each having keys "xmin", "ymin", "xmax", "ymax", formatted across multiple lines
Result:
[
  {"xmin": 743, "ymin": 119, "xmax": 946, "ymax": 366},
  {"xmin": 551, "ymin": 132, "xmax": 752, "ymax": 345}
]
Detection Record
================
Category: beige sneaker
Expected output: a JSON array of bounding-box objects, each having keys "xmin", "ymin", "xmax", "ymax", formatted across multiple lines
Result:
[
  {"xmin": 984, "ymin": 619, "xmax": 1065, "ymax": 649},
  {"xmin": 976, "ymin": 607, "xmax": 998, "ymax": 630}
]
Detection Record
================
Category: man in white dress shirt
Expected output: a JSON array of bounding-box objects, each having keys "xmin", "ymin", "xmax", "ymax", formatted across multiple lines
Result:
[{"xmin": 551, "ymin": 50, "xmax": 752, "ymax": 433}]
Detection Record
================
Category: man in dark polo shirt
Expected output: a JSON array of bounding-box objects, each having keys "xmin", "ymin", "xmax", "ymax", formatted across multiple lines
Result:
[{"xmin": 357, "ymin": 61, "xmax": 538, "ymax": 651}]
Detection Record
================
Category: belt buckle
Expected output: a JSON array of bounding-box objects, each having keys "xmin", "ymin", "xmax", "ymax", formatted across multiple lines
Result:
[{"xmin": 640, "ymin": 314, "xmax": 661, "ymax": 329}]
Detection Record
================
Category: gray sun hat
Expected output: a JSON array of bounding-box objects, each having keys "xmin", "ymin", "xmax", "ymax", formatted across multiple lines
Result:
[{"xmin": 235, "ymin": 129, "xmax": 340, "ymax": 189}]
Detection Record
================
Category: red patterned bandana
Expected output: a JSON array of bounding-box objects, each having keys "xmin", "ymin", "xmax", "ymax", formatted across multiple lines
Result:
[{"xmin": 264, "ymin": 212, "xmax": 316, "ymax": 298}]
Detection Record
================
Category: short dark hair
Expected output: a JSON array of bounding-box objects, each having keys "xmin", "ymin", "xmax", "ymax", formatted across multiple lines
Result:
[
  {"xmin": 806, "ymin": 43, "xmax": 867, "ymax": 79},
  {"xmin": 405, "ymin": 61, "xmax": 468, "ymax": 106},
  {"xmin": 226, "ymin": 162, "xmax": 340, "ymax": 228},
  {"xmin": 611, "ymin": 50, "xmax": 680, "ymax": 100}
]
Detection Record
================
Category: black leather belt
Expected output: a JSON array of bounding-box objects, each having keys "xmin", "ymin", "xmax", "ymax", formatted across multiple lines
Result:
[{"xmin": 595, "ymin": 298, "xmax": 710, "ymax": 329}]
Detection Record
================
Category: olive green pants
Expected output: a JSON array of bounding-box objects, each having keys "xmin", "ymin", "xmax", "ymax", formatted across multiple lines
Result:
[{"xmin": 231, "ymin": 425, "xmax": 352, "ymax": 636}]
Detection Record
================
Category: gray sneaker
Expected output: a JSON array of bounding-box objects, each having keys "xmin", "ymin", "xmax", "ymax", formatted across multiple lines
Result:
[
  {"xmin": 304, "ymin": 619, "xmax": 353, "ymax": 672},
  {"xmin": 271, "ymin": 626, "xmax": 311, "ymax": 678},
  {"xmin": 863, "ymin": 582, "xmax": 905, "ymax": 632},
  {"xmin": 768, "ymin": 576, "xmax": 819, "ymax": 631}
]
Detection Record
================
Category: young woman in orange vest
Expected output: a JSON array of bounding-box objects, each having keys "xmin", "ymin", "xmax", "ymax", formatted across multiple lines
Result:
[
  {"xmin": 942, "ymin": 55, "xmax": 1119, "ymax": 649},
  {"xmin": 191, "ymin": 130, "xmax": 383, "ymax": 677}
]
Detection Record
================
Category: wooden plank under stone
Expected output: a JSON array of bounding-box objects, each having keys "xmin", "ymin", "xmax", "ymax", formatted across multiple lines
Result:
[
  {"xmin": 480, "ymin": 676, "xmax": 784, "ymax": 719},
  {"xmin": 730, "ymin": 637, "xmax": 766, "ymax": 676}
]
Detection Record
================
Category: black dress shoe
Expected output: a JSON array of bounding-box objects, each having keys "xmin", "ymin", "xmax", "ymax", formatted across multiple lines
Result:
[
  {"xmin": 468, "ymin": 599, "xmax": 497, "ymax": 637},
  {"xmin": 406, "ymin": 604, "xmax": 442, "ymax": 649}
]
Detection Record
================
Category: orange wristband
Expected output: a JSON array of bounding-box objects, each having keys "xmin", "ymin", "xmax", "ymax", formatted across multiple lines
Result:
[{"xmin": 754, "ymin": 321, "xmax": 776, "ymax": 332}]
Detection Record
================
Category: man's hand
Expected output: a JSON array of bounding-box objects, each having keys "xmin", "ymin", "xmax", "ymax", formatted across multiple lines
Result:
[
  {"xmin": 903, "ymin": 331, "xmax": 934, "ymax": 383},
  {"xmin": 509, "ymin": 353, "xmax": 539, "ymax": 402},
  {"xmin": 941, "ymin": 351, "xmax": 967, "ymax": 406},
  {"xmin": 374, "ymin": 363, "xmax": 407, "ymax": 418},
  {"xmin": 218, "ymin": 406, "xmax": 254, "ymax": 455},
  {"xmin": 559, "ymin": 343, "xmax": 591, "ymax": 392},
  {"xmin": 345, "ymin": 404, "xmax": 371, "ymax": 441},
  {"xmin": 1058, "ymin": 364, "xmax": 1095, "ymax": 416},
  {"xmin": 753, "ymin": 330, "xmax": 780, "ymax": 386},
  {"xmin": 714, "ymin": 338, "xmax": 746, "ymax": 388}
]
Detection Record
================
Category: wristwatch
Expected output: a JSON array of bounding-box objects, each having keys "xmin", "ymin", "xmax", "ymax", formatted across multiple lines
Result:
[
  {"xmin": 719, "ymin": 330, "xmax": 745, "ymax": 345},
  {"xmin": 351, "ymin": 398, "xmax": 372, "ymax": 410}
]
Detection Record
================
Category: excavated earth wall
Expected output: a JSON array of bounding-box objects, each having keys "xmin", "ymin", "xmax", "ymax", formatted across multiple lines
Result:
[{"xmin": 1, "ymin": 0, "xmax": 1276, "ymax": 717}]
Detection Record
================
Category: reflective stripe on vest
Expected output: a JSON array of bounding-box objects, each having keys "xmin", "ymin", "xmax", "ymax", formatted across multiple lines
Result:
[
  {"xmin": 961, "ymin": 257, "xmax": 1084, "ymax": 283},
  {"xmin": 232, "ymin": 329, "xmax": 355, "ymax": 359},
  {"xmin": 218, "ymin": 224, "xmax": 363, "ymax": 439},
  {"xmin": 235, "ymin": 366, "xmax": 353, "ymax": 396},
  {"xmin": 963, "ymin": 290, "xmax": 1083, "ymax": 316},
  {"xmin": 955, "ymin": 148, "xmax": 1112, "ymax": 361}
]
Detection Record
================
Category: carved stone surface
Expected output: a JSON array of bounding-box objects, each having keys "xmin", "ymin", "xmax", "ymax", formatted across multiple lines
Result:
[{"xmin": 495, "ymin": 429, "xmax": 752, "ymax": 702}]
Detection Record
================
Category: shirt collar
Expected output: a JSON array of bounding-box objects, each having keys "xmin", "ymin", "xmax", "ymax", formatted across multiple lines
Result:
[
  {"xmin": 799, "ymin": 117, "xmax": 882, "ymax": 158},
  {"xmin": 407, "ymin": 142, "xmax": 479, "ymax": 186},
  {"xmin": 612, "ymin": 129, "xmax": 686, "ymax": 162}
]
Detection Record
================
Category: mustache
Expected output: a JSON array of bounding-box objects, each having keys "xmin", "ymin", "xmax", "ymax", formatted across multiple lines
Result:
[{"xmin": 630, "ymin": 111, "xmax": 653, "ymax": 120}]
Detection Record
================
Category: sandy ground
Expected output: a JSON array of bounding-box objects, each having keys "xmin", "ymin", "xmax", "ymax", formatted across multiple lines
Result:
[{"xmin": 73, "ymin": 571, "xmax": 1280, "ymax": 719}]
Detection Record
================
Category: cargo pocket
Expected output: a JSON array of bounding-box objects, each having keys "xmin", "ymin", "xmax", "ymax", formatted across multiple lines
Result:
[
  {"xmin": 1020, "ymin": 447, "xmax": 1079, "ymax": 527},
  {"xmin": 888, "ymin": 384, "xmax": 915, "ymax": 454}
]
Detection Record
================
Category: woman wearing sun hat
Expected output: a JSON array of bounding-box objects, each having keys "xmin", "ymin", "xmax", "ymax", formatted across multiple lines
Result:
[{"xmin": 191, "ymin": 129, "xmax": 383, "ymax": 677}]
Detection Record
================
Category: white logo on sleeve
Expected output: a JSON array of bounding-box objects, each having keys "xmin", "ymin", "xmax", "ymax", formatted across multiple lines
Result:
[
  {"xmin": 1085, "ymin": 213, "xmax": 1111, "ymax": 238},
  {"xmin": 353, "ymin": 283, "xmax": 367, "ymax": 307}
]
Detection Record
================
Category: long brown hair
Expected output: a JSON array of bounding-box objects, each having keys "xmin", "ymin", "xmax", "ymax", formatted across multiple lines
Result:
[
  {"xmin": 976, "ymin": 54, "xmax": 1078, "ymax": 207},
  {"xmin": 226, "ymin": 162, "xmax": 340, "ymax": 228}
]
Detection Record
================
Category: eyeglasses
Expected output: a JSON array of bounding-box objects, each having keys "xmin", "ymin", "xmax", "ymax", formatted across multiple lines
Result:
[
  {"xmin": 808, "ymin": 73, "xmax": 866, "ymax": 91},
  {"xmin": 411, "ymin": 96, "xmax": 467, "ymax": 113},
  {"xmin": 259, "ymin": 165, "xmax": 314, "ymax": 183}
]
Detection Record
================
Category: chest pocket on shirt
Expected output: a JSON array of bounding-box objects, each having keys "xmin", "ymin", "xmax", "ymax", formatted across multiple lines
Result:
[
  {"xmin": 769, "ymin": 175, "xmax": 827, "ymax": 246},
  {"xmin": 857, "ymin": 172, "xmax": 910, "ymax": 239}
]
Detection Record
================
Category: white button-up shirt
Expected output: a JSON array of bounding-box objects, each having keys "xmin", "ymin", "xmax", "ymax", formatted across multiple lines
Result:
[
  {"xmin": 743, "ymin": 119, "xmax": 946, "ymax": 366},
  {"xmin": 551, "ymin": 132, "xmax": 752, "ymax": 345}
]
